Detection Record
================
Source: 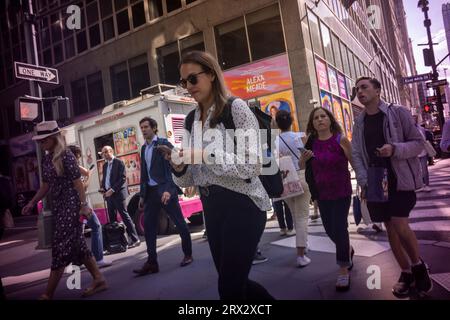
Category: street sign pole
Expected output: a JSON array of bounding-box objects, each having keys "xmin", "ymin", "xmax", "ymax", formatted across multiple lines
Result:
[
  {"xmin": 420, "ymin": 1, "xmax": 445, "ymax": 132},
  {"xmin": 23, "ymin": 0, "xmax": 52, "ymax": 249}
]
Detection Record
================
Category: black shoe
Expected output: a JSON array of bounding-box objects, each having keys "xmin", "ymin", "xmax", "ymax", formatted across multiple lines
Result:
[
  {"xmin": 348, "ymin": 247, "xmax": 355, "ymax": 271},
  {"xmin": 392, "ymin": 272, "xmax": 414, "ymax": 298},
  {"xmin": 128, "ymin": 240, "xmax": 141, "ymax": 249},
  {"xmin": 133, "ymin": 261, "xmax": 159, "ymax": 276},
  {"xmin": 412, "ymin": 259, "xmax": 433, "ymax": 295}
]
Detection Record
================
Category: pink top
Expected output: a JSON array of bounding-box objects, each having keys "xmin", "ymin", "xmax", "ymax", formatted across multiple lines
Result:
[{"xmin": 311, "ymin": 134, "xmax": 352, "ymax": 200}]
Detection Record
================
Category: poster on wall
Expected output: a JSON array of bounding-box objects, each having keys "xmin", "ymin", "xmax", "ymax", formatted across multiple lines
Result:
[
  {"xmin": 113, "ymin": 127, "xmax": 138, "ymax": 156},
  {"xmin": 341, "ymin": 100, "xmax": 353, "ymax": 140},
  {"xmin": 118, "ymin": 153, "xmax": 141, "ymax": 186},
  {"xmin": 346, "ymin": 77, "xmax": 355, "ymax": 101},
  {"xmin": 328, "ymin": 66, "xmax": 339, "ymax": 96},
  {"xmin": 320, "ymin": 90, "xmax": 333, "ymax": 112},
  {"xmin": 258, "ymin": 90, "xmax": 300, "ymax": 132},
  {"xmin": 223, "ymin": 54, "xmax": 293, "ymax": 100},
  {"xmin": 315, "ymin": 57, "xmax": 329, "ymax": 91},
  {"xmin": 337, "ymin": 73, "xmax": 348, "ymax": 100},
  {"xmin": 332, "ymin": 96, "xmax": 345, "ymax": 132}
]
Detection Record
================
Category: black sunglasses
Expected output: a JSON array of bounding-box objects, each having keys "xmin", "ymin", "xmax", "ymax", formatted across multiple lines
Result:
[{"xmin": 179, "ymin": 71, "xmax": 206, "ymax": 88}]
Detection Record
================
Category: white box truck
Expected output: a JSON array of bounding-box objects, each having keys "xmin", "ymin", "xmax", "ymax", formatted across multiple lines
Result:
[{"xmin": 63, "ymin": 85, "xmax": 203, "ymax": 235}]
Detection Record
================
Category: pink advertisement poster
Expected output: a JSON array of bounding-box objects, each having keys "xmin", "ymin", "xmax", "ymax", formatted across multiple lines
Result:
[
  {"xmin": 341, "ymin": 100, "xmax": 353, "ymax": 140},
  {"xmin": 223, "ymin": 54, "xmax": 292, "ymax": 100},
  {"xmin": 327, "ymin": 66, "xmax": 339, "ymax": 96},
  {"xmin": 332, "ymin": 96, "xmax": 345, "ymax": 131},
  {"xmin": 315, "ymin": 57, "xmax": 329, "ymax": 91},
  {"xmin": 337, "ymin": 73, "xmax": 348, "ymax": 99}
]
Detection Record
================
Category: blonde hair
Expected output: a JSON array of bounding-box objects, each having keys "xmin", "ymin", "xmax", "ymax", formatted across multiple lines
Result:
[
  {"xmin": 179, "ymin": 50, "xmax": 229, "ymax": 128},
  {"xmin": 52, "ymin": 133, "xmax": 67, "ymax": 176}
]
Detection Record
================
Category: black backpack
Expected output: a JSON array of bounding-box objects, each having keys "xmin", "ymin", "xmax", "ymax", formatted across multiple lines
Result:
[{"xmin": 185, "ymin": 97, "xmax": 283, "ymax": 198}]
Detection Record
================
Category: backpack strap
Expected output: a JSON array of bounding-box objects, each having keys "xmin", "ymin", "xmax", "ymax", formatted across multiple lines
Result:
[
  {"xmin": 279, "ymin": 134, "xmax": 299, "ymax": 160},
  {"xmin": 184, "ymin": 109, "xmax": 196, "ymax": 133}
]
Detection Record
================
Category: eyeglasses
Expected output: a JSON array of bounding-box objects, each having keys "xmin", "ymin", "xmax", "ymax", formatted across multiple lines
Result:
[{"xmin": 179, "ymin": 71, "xmax": 206, "ymax": 89}]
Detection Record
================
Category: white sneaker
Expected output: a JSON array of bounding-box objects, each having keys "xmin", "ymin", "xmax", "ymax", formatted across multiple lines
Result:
[
  {"xmin": 423, "ymin": 186, "xmax": 432, "ymax": 192},
  {"xmin": 286, "ymin": 229, "xmax": 296, "ymax": 236},
  {"xmin": 296, "ymin": 255, "xmax": 311, "ymax": 268},
  {"xmin": 97, "ymin": 259, "xmax": 112, "ymax": 268},
  {"xmin": 279, "ymin": 229, "xmax": 287, "ymax": 236}
]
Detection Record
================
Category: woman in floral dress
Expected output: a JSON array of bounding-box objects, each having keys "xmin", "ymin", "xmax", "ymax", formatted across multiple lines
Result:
[{"xmin": 23, "ymin": 121, "xmax": 107, "ymax": 299}]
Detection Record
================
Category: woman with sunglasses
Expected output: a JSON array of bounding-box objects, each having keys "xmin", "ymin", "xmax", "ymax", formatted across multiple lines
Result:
[
  {"xmin": 169, "ymin": 50, "xmax": 273, "ymax": 300},
  {"xmin": 22, "ymin": 121, "xmax": 107, "ymax": 299}
]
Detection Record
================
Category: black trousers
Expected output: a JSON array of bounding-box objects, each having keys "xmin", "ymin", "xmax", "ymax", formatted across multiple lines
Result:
[
  {"xmin": 200, "ymin": 186, "xmax": 274, "ymax": 300},
  {"xmin": 106, "ymin": 195, "xmax": 139, "ymax": 243}
]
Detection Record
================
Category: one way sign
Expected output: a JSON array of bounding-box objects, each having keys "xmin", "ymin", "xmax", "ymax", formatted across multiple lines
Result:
[{"xmin": 14, "ymin": 61, "xmax": 59, "ymax": 84}]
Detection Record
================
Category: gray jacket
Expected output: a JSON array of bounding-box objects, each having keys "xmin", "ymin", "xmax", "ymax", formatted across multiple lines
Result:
[{"xmin": 352, "ymin": 100, "xmax": 423, "ymax": 191}]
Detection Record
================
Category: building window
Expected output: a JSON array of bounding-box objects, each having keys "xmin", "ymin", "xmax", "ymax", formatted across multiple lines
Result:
[
  {"xmin": 348, "ymin": 51, "xmax": 355, "ymax": 79},
  {"xmin": 157, "ymin": 42, "xmax": 181, "ymax": 85},
  {"xmin": 132, "ymin": 1, "xmax": 146, "ymax": 28},
  {"xmin": 111, "ymin": 61, "xmax": 130, "ymax": 101},
  {"xmin": 86, "ymin": 1, "xmax": 100, "ymax": 26},
  {"xmin": 308, "ymin": 10, "xmax": 324, "ymax": 58},
  {"xmin": 186, "ymin": 0, "xmax": 197, "ymax": 4},
  {"xmin": 100, "ymin": 0, "xmax": 113, "ymax": 17},
  {"xmin": 340, "ymin": 43, "xmax": 350, "ymax": 76},
  {"xmin": 320, "ymin": 22, "xmax": 333, "ymax": 65},
  {"xmin": 89, "ymin": 24, "xmax": 101, "ymax": 47},
  {"xmin": 76, "ymin": 30, "xmax": 88, "ymax": 53},
  {"xmin": 43, "ymin": 49, "xmax": 52, "ymax": 66},
  {"xmin": 331, "ymin": 33, "xmax": 342, "ymax": 71},
  {"xmin": 53, "ymin": 43, "xmax": 63, "ymax": 64},
  {"xmin": 148, "ymin": 0, "xmax": 163, "ymax": 20},
  {"xmin": 215, "ymin": 17, "xmax": 250, "ymax": 70},
  {"xmin": 71, "ymin": 78, "xmax": 89, "ymax": 116},
  {"xmin": 114, "ymin": 0, "xmax": 128, "ymax": 11},
  {"xmin": 65, "ymin": 37, "xmax": 75, "ymax": 59},
  {"xmin": 157, "ymin": 33, "xmax": 205, "ymax": 85},
  {"xmin": 87, "ymin": 71, "xmax": 105, "ymax": 111},
  {"xmin": 167, "ymin": 0, "xmax": 182, "ymax": 13},
  {"xmin": 116, "ymin": 9, "xmax": 130, "ymax": 35},
  {"xmin": 102, "ymin": 17, "xmax": 115, "ymax": 41},
  {"xmin": 129, "ymin": 54, "xmax": 150, "ymax": 97},
  {"xmin": 246, "ymin": 4, "xmax": 285, "ymax": 62},
  {"xmin": 50, "ymin": 13, "xmax": 62, "ymax": 43}
]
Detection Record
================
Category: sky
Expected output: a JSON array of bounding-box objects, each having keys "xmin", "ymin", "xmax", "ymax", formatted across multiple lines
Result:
[{"xmin": 404, "ymin": 0, "xmax": 450, "ymax": 80}]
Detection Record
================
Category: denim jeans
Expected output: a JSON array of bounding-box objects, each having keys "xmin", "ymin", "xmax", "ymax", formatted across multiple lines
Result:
[
  {"xmin": 317, "ymin": 197, "xmax": 351, "ymax": 268},
  {"xmin": 86, "ymin": 212, "xmax": 103, "ymax": 262}
]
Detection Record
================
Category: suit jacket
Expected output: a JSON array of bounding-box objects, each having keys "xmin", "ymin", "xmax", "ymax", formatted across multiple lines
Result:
[
  {"xmin": 140, "ymin": 137, "xmax": 181, "ymax": 199},
  {"xmin": 101, "ymin": 157, "xmax": 129, "ymax": 200}
]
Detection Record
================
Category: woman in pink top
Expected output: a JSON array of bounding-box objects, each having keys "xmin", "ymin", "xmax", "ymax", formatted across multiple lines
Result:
[{"xmin": 300, "ymin": 107, "xmax": 354, "ymax": 291}]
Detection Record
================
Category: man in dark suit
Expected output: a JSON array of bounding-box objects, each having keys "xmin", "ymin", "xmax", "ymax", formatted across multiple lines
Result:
[
  {"xmin": 100, "ymin": 145, "xmax": 140, "ymax": 248},
  {"xmin": 132, "ymin": 117, "xmax": 193, "ymax": 276}
]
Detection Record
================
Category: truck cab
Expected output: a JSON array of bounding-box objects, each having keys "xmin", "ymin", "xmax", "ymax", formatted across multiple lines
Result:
[{"xmin": 63, "ymin": 84, "xmax": 203, "ymax": 235}]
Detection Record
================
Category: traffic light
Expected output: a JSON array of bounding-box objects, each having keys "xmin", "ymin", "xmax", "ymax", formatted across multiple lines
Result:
[
  {"xmin": 15, "ymin": 97, "xmax": 42, "ymax": 122},
  {"xmin": 423, "ymin": 104, "xmax": 432, "ymax": 113}
]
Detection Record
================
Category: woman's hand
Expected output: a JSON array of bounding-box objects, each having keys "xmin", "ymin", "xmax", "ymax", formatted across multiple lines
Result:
[
  {"xmin": 80, "ymin": 205, "xmax": 93, "ymax": 219},
  {"xmin": 22, "ymin": 202, "xmax": 34, "ymax": 216},
  {"xmin": 300, "ymin": 149, "xmax": 314, "ymax": 162}
]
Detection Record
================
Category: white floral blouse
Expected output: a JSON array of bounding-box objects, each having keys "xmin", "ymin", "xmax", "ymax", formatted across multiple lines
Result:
[{"xmin": 172, "ymin": 98, "xmax": 272, "ymax": 211}]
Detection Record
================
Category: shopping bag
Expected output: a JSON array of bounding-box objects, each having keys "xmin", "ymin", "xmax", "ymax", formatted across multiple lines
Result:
[
  {"xmin": 352, "ymin": 195, "xmax": 362, "ymax": 226},
  {"xmin": 273, "ymin": 156, "xmax": 304, "ymax": 201}
]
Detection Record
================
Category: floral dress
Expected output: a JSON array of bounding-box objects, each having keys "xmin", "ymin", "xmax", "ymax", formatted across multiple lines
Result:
[{"xmin": 42, "ymin": 149, "xmax": 92, "ymax": 270}]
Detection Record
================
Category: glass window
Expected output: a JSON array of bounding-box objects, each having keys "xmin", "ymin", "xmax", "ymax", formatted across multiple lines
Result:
[
  {"xmin": 114, "ymin": 0, "xmax": 128, "ymax": 11},
  {"xmin": 348, "ymin": 51, "xmax": 355, "ymax": 79},
  {"xmin": 116, "ymin": 10, "xmax": 130, "ymax": 35},
  {"xmin": 331, "ymin": 33, "xmax": 342, "ymax": 71},
  {"xmin": 87, "ymin": 71, "xmax": 105, "ymax": 110},
  {"xmin": 103, "ymin": 17, "xmax": 115, "ymax": 41},
  {"xmin": 246, "ymin": 4, "xmax": 285, "ymax": 61},
  {"xmin": 148, "ymin": 0, "xmax": 163, "ymax": 19},
  {"xmin": 71, "ymin": 78, "xmax": 88, "ymax": 116},
  {"xmin": 76, "ymin": 30, "xmax": 88, "ymax": 53},
  {"xmin": 129, "ymin": 54, "xmax": 150, "ymax": 97},
  {"xmin": 53, "ymin": 43, "xmax": 63, "ymax": 64},
  {"xmin": 86, "ymin": 1, "xmax": 99, "ymax": 25},
  {"xmin": 186, "ymin": 0, "xmax": 197, "ymax": 4},
  {"xmin": 111, "ymin": 61, "xmax": 130, "ymax": 102},
  {"xmin": 180, "ymin": 33, "xmax": 205, "ymax": 56},
  {"xmin": 43, "ymin": 49, "xmax": 52, "ymax": 66},
  {"xmin": 100, "ymin": 0, "xmax": 113, "ymax": 18},
  {"xmin": 157, "ymin": 42, "xmax": 180, "ymax": 85},
  {"xmin": 307, "ymin": 10, "xmax": 324, "ymax": 58},
  {"xmin": 65, "ymin": 37, "xmax": 75, "ymax": 59},
  {"xmin": 132, "ymin": 2, "xmax": 146, "ymax": 28},
  {"xmin": 42, "ymin": 28, "xmax": 51, "ymax": 48},
  {"xmin": 167, "ymin": 0, "xmax": 182, "ymax": 12},
  {"xmin": 320, "ymin": 22, "xmax": 333, "ymax": 64},
  {"xmin": 215, "ymin": 17, "xmax": 250, "ymax": 70},
  {"xmin": 89, "ymin": 24, "xmax": 101, "ymax": 47},
  {"xmin": 340, "ymin": 43, "xmax": 350, "ymax": 76}
]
